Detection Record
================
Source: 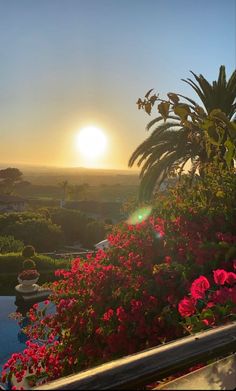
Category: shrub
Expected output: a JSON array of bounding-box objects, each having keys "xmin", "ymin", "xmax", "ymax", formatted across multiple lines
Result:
[
  {"xmin": 83, "ymin": 220, "xmax": 106, "ymax": 248},
  {"xmin": 2, "ymin": 209, "xmax": 235, "ymax": 388},
  {"xmin": 0, "ymin": 235, "xmax": 23, "ymax": 254},
  {"xmin": 178, "ymin": 268, "xmax": 236, "ymax": 332},
  {"xmin": 22, "ymin": 245, "xmax": 35, "ymax": 258},
  {"xmin": 1, "ymin": 165, "xmax": 236, "ymax": 388},
  {"xmin": 50, "ymin": 208, "xmax": 88, "ymax": 245},
  {"xmin": 0, "ymin": 254, "xmax": 69, "ymax": 274},
  {"xmin": 22, "ymin": 259, "xmax": 36, "ymax": 270},
  {"xmin": 0, "ymin": 212, "xmax": 64, "ymax": 252}
]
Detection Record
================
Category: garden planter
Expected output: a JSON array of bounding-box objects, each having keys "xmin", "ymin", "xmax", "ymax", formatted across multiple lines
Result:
[{"xmin": 17, "ymin": 277, "xmax": 39, "ymax": 292}]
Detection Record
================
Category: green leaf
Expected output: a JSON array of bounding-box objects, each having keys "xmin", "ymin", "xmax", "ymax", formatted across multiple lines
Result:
[
  {"xmin": 228, "ymin": 122, "xmax": 236, "ymax": 140},
  {"xmin": 206, "ymin": 126, "xmax": 222, "ymax": 146},
  {"xmin": 224, "ymin": 138, "xmax": 235, "ymax": 168},
  {"xmin": 173, "ymin": 104, "xmax": 190, "ymax": 121},
  {"xmin": 200, "ymin": 308, "xmax": 214, "ymax": 320},
  {"xmin": 194, "ymin": 105, "xmax": 205, "ymax": 116}
]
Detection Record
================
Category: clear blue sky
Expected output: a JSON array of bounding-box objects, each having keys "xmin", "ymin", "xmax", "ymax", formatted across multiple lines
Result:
[{"xmin": 0, "ymin": 0, "xmax": 235, "ymax": 169}]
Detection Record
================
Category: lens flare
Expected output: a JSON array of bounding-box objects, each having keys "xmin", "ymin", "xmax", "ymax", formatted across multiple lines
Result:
[{"xmin": 127, "ymin": 206, "xmax": 152, "ymax": 225}]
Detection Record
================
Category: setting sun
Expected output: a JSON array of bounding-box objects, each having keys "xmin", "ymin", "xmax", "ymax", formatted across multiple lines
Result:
[{"xmin": 76, "ymin": 126, "xmax": 107, "ymax": 160}]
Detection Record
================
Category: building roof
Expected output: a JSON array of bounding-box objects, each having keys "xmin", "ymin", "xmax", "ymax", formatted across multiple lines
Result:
[{"xmin": 0, "ymin": 194, "xmax": 26, "ymax": 204}]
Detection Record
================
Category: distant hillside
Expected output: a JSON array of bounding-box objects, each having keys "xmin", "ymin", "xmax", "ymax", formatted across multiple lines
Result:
[{"xmin": 0, "ymin": 163, "xmax": 139, "ymax": 186}]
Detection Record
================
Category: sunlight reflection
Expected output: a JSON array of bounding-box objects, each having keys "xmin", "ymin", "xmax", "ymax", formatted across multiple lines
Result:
[{"xmin": 127, "ymin": 206, "xmax": 152, "ymax": 225}]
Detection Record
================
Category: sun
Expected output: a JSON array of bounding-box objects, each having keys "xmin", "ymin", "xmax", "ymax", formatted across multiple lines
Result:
[{"xmin": 76, "ymin": 126, "xmax": 107, "ymax": 159}]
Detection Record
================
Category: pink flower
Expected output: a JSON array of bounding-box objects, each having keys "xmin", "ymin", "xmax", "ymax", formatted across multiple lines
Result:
[
  {"xmin": 164, "ymin": 256, "xmax": 172, "ymax": 265},
  {"xmin": 211, "ymin": 287, "xmax": 230, "ymax": 304},
  {"xmin": 226, "ymin": 272, "xmax": 236, "ymax": 285},
  {"xmin": 213, "ymin": 269, "xmax": 228, "ymax": 285},
  {"xmin": 18, "ymin": 269, "xmax": 39, "ymax": 280},
  {"xmin": 190, "ymin": 276, "xmax": 210, "ymax": 299},
  {"xmin": 103, "ymin": 309, "xmax": 114, "ymax": 322},
  {"xmin": 178, "ymin": 297, "xmax": 196, "ymax": 317}
]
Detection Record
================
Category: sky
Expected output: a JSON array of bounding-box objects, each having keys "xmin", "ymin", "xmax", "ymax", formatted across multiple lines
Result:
[{"xmin": 0, "ymin": 0, "xmax": 235, "ymax": 170}]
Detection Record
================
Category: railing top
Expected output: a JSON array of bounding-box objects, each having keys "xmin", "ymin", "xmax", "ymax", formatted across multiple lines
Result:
[{"xmin": 34, "ymin": 321, "xmax": 236, "ymax": 390}]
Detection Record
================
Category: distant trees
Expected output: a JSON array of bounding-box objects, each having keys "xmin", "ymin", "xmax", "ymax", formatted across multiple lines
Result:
[
  {"xmin": 58, "ymin": 180, "xmax": 69, "ymax": 203},
  {"xmin": 0, "ymin": 167, "xmax": 23, "ymax": 194},
  {"xmin": 68, "ymin": 183, "xmax": 90, "ymax": 201}
]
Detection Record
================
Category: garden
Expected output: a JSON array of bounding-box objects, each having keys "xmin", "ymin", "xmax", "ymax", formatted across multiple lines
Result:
[{"xmin": 1, "ymin": 66, "xmax": 236, "ymax": 389}]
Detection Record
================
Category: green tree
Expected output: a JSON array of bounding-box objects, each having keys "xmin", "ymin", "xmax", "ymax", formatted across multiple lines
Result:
[
  {"xmin": 83, "ymin": 220, "xmax": 106, "ymax": 248},
  {"xmin": 182, "ymin": 65, "xmax": 236, "ymax": 119},
  {"xmin": 0, "ymin": 167, "xmax": 23, "ymax": 194},
  {"xmin": 68, "ymin": 183, "xmax": 90, "ymax": 201},
  {"xmin": 129, "ymin": 66, "xmax": 236, "ymax": 200},
  {"xmin": 0, "ymin": 212, "xmax": 63, "ymax": 252},
  {"xmin": 50, "ymin": 208, "xmax": 88, "ymax": 244}
]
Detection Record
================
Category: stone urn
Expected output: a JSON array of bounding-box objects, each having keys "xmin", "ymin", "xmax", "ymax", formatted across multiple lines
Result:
[{"xmin": 17, "ymin": 269, "xmax": 40, "ymax": 292}]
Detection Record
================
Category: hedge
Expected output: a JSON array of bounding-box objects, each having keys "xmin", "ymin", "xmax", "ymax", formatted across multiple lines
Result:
[{"xmin": 0, "ymin": 253, "xmax": 71, "ymax": 294}]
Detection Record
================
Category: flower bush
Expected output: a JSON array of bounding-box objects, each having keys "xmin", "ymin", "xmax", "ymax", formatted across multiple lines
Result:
[
  {"xmin": 1, "ymin": 169, "xmax": 236, "ymax": 389},
  {"xmin": 179, "ymin": 268, "xmax": 236, "ymax": 332},
  {"xmin": 18, "ymin": 269, "xmax": 39, "ymax": 281}
]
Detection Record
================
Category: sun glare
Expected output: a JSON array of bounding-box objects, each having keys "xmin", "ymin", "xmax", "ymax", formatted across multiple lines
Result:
[{"xmin": 76, "ymin": 126, "xmax": 107, "ymax": 160}]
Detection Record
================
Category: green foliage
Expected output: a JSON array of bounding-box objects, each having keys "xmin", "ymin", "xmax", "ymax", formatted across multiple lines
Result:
[
  {"xmin": 0, "ymin": 253, "xmax": 70, "ymax": 293},
  {"xmin": 22, "ymin": 258, "xmax": 36, "ymax": 270},
  {"xmin": 0, "ymin": 235, "xmax": 24, "ymax": 254},
  {"xmin": 130, "ymin": 66, "xmax": 236, "ymax": 201},
  {"xmin": 0, "ymin": 167, "xmax": 23, "ymax": 194},
  {"xmin": 182, "ymin": 65, "xmax": 236, "ymax": 119},
  {"xmin": 0, "ymin": 253, "xmax": 64, "ymax": 273},
  {"xmin": 22, "ymin": 245, "xmax": 35, "ymax": 258},
  {"xmin": 83, "ymin": 220, "xmax": 106, "ymax": 248},
  {"xmin": 0, "ymin": 212, "xmax": 64, "ymax": 252},
  {"xmin": 159, "ymin": 162, "xmax": 236, "ymax": 218},
  {"xmin": 50, "ymin": 208, "xmax": 88, "ymax": 244}
]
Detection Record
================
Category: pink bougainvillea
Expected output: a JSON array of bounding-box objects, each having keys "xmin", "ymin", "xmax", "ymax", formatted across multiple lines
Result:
[{"xmin": 1, "ymin": 210, "xmax": 236, "ymax": 389}]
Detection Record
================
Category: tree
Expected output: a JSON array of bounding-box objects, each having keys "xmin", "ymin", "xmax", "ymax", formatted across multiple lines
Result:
[
  {"xmin": 182, "ymin": 65, "xmax": 236, "ymax": 119},
  {"xmin": 58, "ymin": 180, "xmax": 69, "ymax": 203},
  {"xmin": 129, "ymin": 66, "xmax": 236, "ymax": 201},
  {"xmin": 50, "ymin": 208, "xmax": 88, "ymax": 244},
  {"xmin": 68, "ymin": 183, "xmax": 90, "ymax": 201},
  {"xmin": 0, "ymin": 212, "xmax": 63, "ymax": 252},
  {"xmin": 0, "ymin": 167, "xmax": 23, "ymax": 194}
]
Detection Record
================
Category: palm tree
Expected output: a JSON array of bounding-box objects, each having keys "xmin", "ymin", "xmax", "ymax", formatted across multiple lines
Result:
[
  {"xmin": 182, "ymin": 65, "xmax": 236, "ymax": 119},
  {"xmin": 58, "ymin": 180, "xmax": 69, "ymax": 205},
  {"xmin": 129, "ymin": 66, "xmax": 236, "ymax": 201}
]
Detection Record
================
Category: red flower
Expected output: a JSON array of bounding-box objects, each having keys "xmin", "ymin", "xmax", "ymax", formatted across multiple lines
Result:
[
  {"xmin": 178, "ymin": 297, "xmax": 196, "ymax": 317},
  {"xmin": 213, "ymin": 269, "xmax": 228, "ymax": 285},
  {"xmin": 18, "ymin": 269, "xmax": 39, "ymax": 280},
  {"xmin": 226, "ymin": 272, "xmax": 236, "ymax": 285},
  {"xmin": 190, "ymin": 276, "xmax": 210, "ymax": 299},
  {"xmin": 103, "ymin": 309, "xmax": 114, "ymax": 322},
  {"xmin": 164, "ymin": 256, "xmax": 172, "ymax": 265}
]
